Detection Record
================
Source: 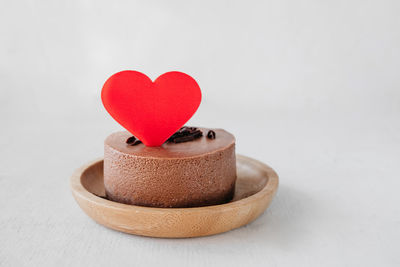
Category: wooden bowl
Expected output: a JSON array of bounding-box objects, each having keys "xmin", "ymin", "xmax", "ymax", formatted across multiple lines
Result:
[{"xmin": 70, "ymin": 155, "xmax": 279, "ymax": 238}]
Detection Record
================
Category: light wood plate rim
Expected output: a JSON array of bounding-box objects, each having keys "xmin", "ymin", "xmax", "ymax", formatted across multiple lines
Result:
[{"xmin": 70, "ymin": 154, "xmax": 279, "ymax": 237}]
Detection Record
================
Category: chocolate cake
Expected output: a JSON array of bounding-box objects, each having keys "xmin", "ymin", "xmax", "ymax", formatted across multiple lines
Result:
[{"xmin": 103, "ymin": 127, "xmax": 236, "ymax": 208}]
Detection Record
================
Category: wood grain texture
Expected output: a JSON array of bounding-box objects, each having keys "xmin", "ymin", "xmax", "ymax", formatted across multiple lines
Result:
[{"xmin": 70, "ymin": 155, "xmax": 279, "ymax": 238}]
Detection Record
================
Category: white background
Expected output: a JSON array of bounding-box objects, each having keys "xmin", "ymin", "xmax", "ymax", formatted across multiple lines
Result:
[{"xmin": 1, "ymin": 1, "xmax": 399, "ymax": 266}]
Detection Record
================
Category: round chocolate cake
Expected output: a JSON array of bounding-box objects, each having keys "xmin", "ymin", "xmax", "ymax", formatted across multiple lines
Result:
[{"xmin": 104, "ymin": 127, "xmax": 236, "ymax": 208}]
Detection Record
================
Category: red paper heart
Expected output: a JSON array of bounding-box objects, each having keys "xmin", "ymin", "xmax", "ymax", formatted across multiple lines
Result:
[{"xmin": 101, "ymin": 70, "xmax": 202, "ymax": 146}]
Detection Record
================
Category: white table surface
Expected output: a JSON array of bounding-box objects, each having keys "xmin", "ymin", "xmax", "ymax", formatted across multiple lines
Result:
[{"xmin": 1, "ymin": 1, "xmax": 399, "ymax": 266}]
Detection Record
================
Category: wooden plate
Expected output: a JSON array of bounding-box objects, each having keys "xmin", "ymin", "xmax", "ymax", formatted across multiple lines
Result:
[{"xmin": 70, "ymin": 155, "xmax": 279, "ymax": 238}]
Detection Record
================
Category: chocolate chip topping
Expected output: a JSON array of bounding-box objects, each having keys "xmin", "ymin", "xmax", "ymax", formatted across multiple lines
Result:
[
  {"xmin": 167, "ymin": 126, "xmax": 203, "ymax": 143},
  {"xmin": 126, "ymin": 136, "xmax": 142, "ymax": 146},
  {"xmin": 207, "ymin": 130, "xmax": 216, "ymax": 139},
  {"xmin": 126, "ymin": 136, "xmax": 136, "ymax": 144},
  {"xmin": 126, "ymin": 126, "xmax": 215, "ymax": 145}
]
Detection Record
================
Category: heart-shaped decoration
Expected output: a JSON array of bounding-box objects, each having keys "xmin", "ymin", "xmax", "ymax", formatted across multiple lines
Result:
[{"xmin": 101, "ymin": 70, "xmax": 202, "ymax": 146}]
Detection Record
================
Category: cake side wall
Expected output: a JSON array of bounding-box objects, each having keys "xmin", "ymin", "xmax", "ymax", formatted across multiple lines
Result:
[{"xmin": 104, "ymin": 143, "xmax": 237, "ymax": 208}]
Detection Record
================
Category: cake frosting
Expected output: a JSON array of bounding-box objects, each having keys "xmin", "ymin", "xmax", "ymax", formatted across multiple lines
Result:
[{"xmin": 104, "ymin": 128, "xmax": 236, "ymax": 208}]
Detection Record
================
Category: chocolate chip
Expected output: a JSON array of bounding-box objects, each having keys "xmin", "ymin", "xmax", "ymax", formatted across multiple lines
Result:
[
  {"xmin": 126, "ymin": 136, "xmax": 142, "ymax": 146},
  {"xmin": 207, "ymin": 130, "xmax": 216, "ymax": 139},
  {"xmin": 126, "ymin": 136, "xmax": 136, "ymax": 144},
  {"xmin": 167, "ymin": 126, "xmax": 203, "ymax": 143}
]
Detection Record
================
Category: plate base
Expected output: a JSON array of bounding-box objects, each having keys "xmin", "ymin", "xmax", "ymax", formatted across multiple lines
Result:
[{"xmin": 71, "ymin": 155, "xmax": 278, "ymax": 238}]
